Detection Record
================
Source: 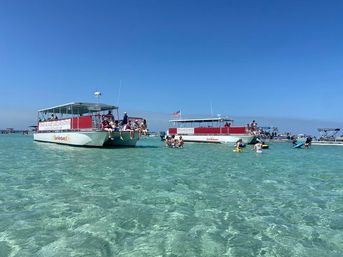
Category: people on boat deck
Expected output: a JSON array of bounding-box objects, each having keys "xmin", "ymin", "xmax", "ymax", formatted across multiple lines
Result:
[
  {"xmin": 105, "ymin": 110, "xmax": 114, "ymax": 121},
  {"xmin": 102, "ymin": 118, "xmax": 113, "ymax": 138},
  {"xmin": 123, "ymin": 121, "xmax": 131, "ymax": 131},
  {"xmin": 123, "ymin": 121, "xmax": 134, "ymax": 139},
  {"xmin": 112, "ymin": 120, "xmax": 120, "ymax": 132},
  {"xmin": 102, "ymin": 119, "xmax": 112, "ymax": 129},
  {"xmin": 121, "ymin": 112, "xmax": 128, "ymax": 125},
  {"xmin": 224, "ymin": 122, "xmax": 231, "ymax": 128},
  {"xmin": 139, "ymin": 119, "xmax": 148, "ymax": 136},
  {"xmin": 132, "ymin": 120, "xmax": 142, "ymax": 136},
  {"xmin": 99, "ymin": 111, "xmax": 148, "ymax": 139},
  {"xmin": 49, "ymin": 114, "xmax": 58, "ymax": 120},
  {"xmin": 250, "ymin": 120, "xmax": 257, "ymax": 131},
  {"xmin": 133, "ymin": 120, "xmax": 140, "ymax": 130}
]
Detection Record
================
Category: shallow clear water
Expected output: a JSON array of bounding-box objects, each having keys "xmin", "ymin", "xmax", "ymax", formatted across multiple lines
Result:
[{"xmin": 0, "ymin": 134, "xmax": 343, "ymax": 257}]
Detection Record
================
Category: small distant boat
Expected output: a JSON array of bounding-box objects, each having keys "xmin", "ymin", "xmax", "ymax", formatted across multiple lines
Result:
[
  {"xmin": 33, "ymin": 102, "xmax": 142, "ymax": 147},
  {"xmin": 311, "ymin": 128, "xmax": 343, "ymax": 146},
  {"xmin": 312, "ymin": 141, "xmax": 343, "ymax": 146},
  {"xmin": 167, "ymin": 117, "xmax": 255, "ymax": 144}
]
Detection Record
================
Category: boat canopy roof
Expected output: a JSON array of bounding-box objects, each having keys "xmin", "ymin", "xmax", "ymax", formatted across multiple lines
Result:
[
  {"xmin": 169, "ymin": 117, "xmax": 233, "ymax": 123},
  {"xmin": 38, "ymin": 102, "xmax": 118, "ymax": 115},
  {"xmin": 318, "ymin": 128, "xmax": 340, "ymax": 132}
]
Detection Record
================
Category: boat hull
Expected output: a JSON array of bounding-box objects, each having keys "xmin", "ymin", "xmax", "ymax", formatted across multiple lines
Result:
[
  {"xmin": 104, "ymin": 131, "xmax": 140, "ymax": 147},
  {"xmin": 311, "ymin": 141, "xmax": 343, "ymax": 146},
  {"xmin": 33, "ymin": 130, "xmax": 140, "ymax": 147},
  {"xmin": 170, "ymin": 134, "xmax": 254, "ymax": 144}
]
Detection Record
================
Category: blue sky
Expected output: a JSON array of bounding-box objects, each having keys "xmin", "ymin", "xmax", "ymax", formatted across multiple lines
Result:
[{"xmin": 1, "ymin": 0, "xmax": 343, "ymax": 133}]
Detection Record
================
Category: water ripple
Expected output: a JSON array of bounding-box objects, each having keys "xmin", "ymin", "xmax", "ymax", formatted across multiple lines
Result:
[{"xmin": 0, "ymin": 135, "xmax": 343, "ymax": 256}]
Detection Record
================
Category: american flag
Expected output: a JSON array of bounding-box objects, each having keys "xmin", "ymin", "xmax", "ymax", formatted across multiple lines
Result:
[{"xmin": 172, "ymin": 110, "xmax": 181, "ymax": 117}]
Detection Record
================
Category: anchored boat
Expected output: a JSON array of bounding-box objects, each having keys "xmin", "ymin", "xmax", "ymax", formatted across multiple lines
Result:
[
  {"xmin": 33, "ymin": 102, "xmax": 142, "ymax": 147},
  {"xmin": 312, "ymin": 128, "xmax": 343, "ymax": 146},
  {"xmin": 167, "ymin": 117, "xmax": 255, "ymax": 144}
]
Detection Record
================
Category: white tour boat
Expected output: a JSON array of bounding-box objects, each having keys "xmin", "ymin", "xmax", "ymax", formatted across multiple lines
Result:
[
  {"xmin": 33, "ymin": 102, "xmax": 142, "ymax": 147},
  {"xmin": 167, "ymin": 118, "xmax": 255, "ymax": 144}
]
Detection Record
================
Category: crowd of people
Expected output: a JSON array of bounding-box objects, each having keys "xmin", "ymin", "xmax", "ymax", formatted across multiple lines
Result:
[
  {"xmin": 291, "ymin": 135, "xmax": 312, "ymax": 148},
  {"xmin": 233, "ymin": 134, "xmax": 312, "ymax": 154},
  {"xmin": 101, "ymin": 111, "xmax": 148, "ymax": 139},
  {"xmin": 247, "ymin": 120, "xmax": 258, "ymax": 134},
  {"xmin": 234, "ymin": 138, "xmax": 265, "ymax": 153},
  {"xmin": 165, "ymin": 135, "xmax": 184, "ymax": 148}
]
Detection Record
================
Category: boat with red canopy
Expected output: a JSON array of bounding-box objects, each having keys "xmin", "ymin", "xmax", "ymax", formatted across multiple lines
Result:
[
  {"xmin": 167, "ymin": 117, "xmax": 255, "ymax": 144},
  {"xmin": 33, "ymin": 102, "xmax": 143, "ymax": 147}
]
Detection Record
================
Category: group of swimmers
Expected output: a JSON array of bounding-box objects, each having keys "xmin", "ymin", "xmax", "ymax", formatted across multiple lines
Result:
[
  {"xmin": 234, "ymin": 138, "xmax": 265, "ymax": 153},
  {"xmin": 234, "ymin": 135, "xmax": 313, "ymax": 153},
  {"xmin": 291, "ymin": 136, "xmax": 312, "ymax": 148},
  {"xmin": 165, "ymin": 135, "xmax": 184, "ymax": 148}
]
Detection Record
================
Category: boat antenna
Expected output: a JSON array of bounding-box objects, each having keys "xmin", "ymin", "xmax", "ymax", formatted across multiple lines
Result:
[
  {"xmin": 94, "ymin": 90, "xmax": 102, "ymax": 104},
  {"xmin": 116, "ymin": 80, "xmax": 122, "ymax": 120}
]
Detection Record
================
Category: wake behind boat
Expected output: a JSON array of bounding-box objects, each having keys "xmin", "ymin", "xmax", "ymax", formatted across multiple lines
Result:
[
  {"xmin": 33, "ymin": 102, "xmax": 144, "ymax": 147},
  {"xmin": 167, "ymin": 117, "xmax": 255, "ymax": 144}
]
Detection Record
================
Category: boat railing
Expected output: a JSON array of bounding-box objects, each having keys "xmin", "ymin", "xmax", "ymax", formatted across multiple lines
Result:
[
  {"xmin": 37, "ymin": 115, "xmax": 98, "ymax": 132},
  {"xmin": 168, "ymin": 126, "xmax": 249, "ymax": 135},
  {"xmin": 36, "ymin": 112, "xmax": 147, "ymax": 134}
]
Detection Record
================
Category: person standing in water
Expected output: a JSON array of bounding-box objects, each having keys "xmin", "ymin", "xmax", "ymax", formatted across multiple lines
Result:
[
  {"xmin": 254, "ymin": 141, "xmax": 263, "ymax": 153},
  {"xmin": 235, "ymin": 139, "xmax": 243, "ymax": 152},
  {"xmin": 178, "ymin": 136, "xmax": 184, "ymax": 148},
  {"xmin": 291, "ymin": 136, "xmax": 297, "ymax": 146},
  {"xmin": 305, "ymin": 136, "xmax": 312, "ymax": 148}
]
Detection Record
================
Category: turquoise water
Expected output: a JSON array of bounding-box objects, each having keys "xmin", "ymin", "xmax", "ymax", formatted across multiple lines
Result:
[{"xmin": 0, "ymin": 135, "xmax": 343, "ymax": 257}]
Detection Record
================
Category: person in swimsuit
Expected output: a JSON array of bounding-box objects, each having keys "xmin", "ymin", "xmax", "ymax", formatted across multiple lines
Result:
[
  {"xmin": 305, "ymin": 136, "xmax": 312, "ymax": 148},
  {"xmin": 254, "ymin": 141, "xmax": 263, "ymax": 153},
  {"xmin": 235, "ymin": 139, "xmax": 243, "ymax": 152},
  {"xmin": 102, "ymin": 118, "xmax": 113, "ymax": 138},
  {"xmin": 178, "ymin": 136, "xmax": 184, "ymax": 148}
]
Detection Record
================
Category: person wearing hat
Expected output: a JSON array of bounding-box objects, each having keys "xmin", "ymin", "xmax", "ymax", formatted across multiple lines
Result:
[{"xmin": 121, "ymin": 112, "xmax": 128, "ymax": 125}]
